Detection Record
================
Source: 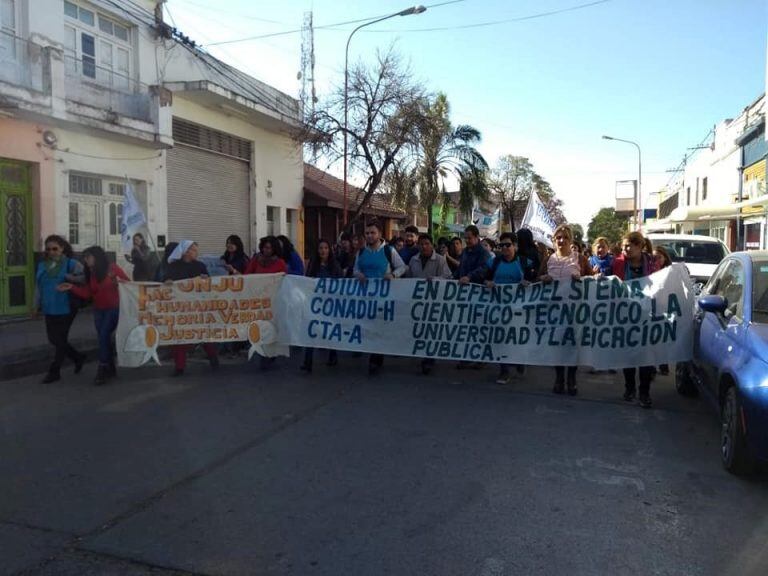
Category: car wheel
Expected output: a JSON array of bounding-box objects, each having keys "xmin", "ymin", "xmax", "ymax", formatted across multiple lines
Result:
[
  {"xmin": 675, "ymin": 362, "xmax": 698, "ymax": 397},
  {"xmin": 721, "ymin": 387, "xmax": 755, "ymax": 475}
]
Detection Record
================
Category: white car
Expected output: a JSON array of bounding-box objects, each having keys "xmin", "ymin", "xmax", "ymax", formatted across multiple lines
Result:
[{"xmin": 647, "ymin": 234, "xmax": 730, "ymax": 294}]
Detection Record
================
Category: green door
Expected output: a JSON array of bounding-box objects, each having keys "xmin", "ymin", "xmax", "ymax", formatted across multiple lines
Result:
[{"xmin": 0, "ymin": 160, "xmax": 33, "ymax": 315}]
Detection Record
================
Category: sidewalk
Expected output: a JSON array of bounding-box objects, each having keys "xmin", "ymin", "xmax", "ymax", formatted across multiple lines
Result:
[{"xmin": 0, "ymin": 311, "xmax": 99, "ymax": 381}]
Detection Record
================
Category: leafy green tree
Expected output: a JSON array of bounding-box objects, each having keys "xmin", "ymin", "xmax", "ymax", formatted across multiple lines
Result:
[
  {"xmin": 571, "ymin": 224, "xmax": 585, "ymax": 244},
  {"xmin": 587, "ymin": 207, "xmax": 628, "ymax": 245},
  {"xmin": 392, "ymin": 93, "xmax": 488, "ymax": 233},
  {"xmin": 489, "ymin": 156, "xmax": 566, "ymax": 231}
]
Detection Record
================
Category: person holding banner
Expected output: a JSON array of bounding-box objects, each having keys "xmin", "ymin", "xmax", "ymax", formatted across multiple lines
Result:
[
  {"xmin": 454, "ymin": 225, "xmax": 489, "ymax": 370},
  {"xmin": 541, "ymin": 224, "xmax": 581, "ymax": 395},
  {"xmin": 165, "ymin": 241, "xmax": 220, "ymax": 376},
  {"xmin": 454, "ymin": 226, "xmax": 487, "ymax": 285},
  {"xmin": 613, "ymin": 231, "xmax": 658, "ymax": 408},
  {"xmin": 300, "ymin": 239, "xmax": 342, "ymax": 373},
  {"xmin": 408, "ymin": 233, "xmax": 452, "ymax": 375},
  {"xmin": 58, "ymin": 246, "xmax": 129, "ymax": 385},
  {"xmin": 354, "ymin": 220, "xmax": 406, "ymax": 375},
  {"xmin": 485, "ymin": 232, "xmax": 531, "ymax": 384}
]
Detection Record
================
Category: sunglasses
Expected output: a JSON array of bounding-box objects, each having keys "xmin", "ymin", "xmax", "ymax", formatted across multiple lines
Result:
[{"xmin": 499, "ymin": 242, "xmax": 513, "ymax": 248}]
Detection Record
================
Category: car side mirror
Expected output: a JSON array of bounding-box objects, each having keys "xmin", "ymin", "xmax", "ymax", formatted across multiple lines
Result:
[{"xmin": 698, "ymin": 294, "xmax": 728, "ymax": 315}]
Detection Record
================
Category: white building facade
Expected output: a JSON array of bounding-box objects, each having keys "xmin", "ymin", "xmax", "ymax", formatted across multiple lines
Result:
[{"xmin": 0, "ymin": 0, "xmax": 303, "ymax": 316}]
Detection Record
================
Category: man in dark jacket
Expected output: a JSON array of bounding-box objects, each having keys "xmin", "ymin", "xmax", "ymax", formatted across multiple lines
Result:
[
  {"xmin": 454, "ymin": 225, "xmax": 488, "ymax": 369},
  {"xmin": 454, "ymin": 225, "xmax": 488, "ymax": 284}
]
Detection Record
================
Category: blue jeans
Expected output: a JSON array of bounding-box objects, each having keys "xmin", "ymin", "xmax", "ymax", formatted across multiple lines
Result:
[{"xmin": 94, "ymin": 308, "xmax": 119, "ymax": 365}]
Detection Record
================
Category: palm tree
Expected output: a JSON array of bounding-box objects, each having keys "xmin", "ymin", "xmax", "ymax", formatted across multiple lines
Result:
[{"xmin": 395, "ymin": 93, "xmax": 489, "ymax": 234}]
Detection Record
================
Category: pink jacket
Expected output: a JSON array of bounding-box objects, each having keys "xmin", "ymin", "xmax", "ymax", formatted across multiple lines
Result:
[{"xmin": 546, "ymin": 252, "xmax": 581, "ymax": 282}]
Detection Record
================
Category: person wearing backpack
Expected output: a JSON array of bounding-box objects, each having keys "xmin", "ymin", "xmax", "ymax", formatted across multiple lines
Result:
[
  {"xmin": 58, "ymin": 246, "xmax": 129, "ymax": 385},
  {"xmin": 34, "ymin": 235, "xmax": 86, "ymax": 384},
  {"xmin": 354, "ymin": 219, "xmax": 406, "ymax": 375},
  {"xmin": 485, "ymin": 232, "xmax": 531, "ymax": 384}
]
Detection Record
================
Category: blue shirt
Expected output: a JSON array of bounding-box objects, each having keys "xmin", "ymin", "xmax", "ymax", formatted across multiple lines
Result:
[
  {"xmin": 286, "ymin": 251, "xmax": 305, "ymax": 275},
  {"xmin": 36, "ymin": 257, "xmax": 76, "ymax": 315},
  {"xmin": 398, "ymin": 244, "xmax": 419, "ymax": 267},
  {"xmin": 492, "ymin": 257, "xmax": 526, "ymax": 284},
  {"xmin": 588, "ymin": 254, "xmax": 614, "ymax": 276}
]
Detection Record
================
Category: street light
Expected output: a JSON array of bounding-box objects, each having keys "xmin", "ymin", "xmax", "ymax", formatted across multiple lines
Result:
[
  {"xmin": 343, "ymin": 5, "xmax": 427, "ymax": 227},
  {"xmin": 603, "ymin": 135, "xmax": 643, "ymax": 231}
]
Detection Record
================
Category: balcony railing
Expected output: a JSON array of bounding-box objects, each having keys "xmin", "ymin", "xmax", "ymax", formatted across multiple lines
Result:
[
  {"xmin": 0, "ymin": 29, "xmax": 45, "ymax": 92},
  {"xmin": 63, "ymin": 54, "xmax": 152, "ymax": 123}
]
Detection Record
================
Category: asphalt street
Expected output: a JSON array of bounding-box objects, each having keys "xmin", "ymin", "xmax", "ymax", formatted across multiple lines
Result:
[{"xmin": 2, "ymin": 351, "xmax": 767, "ymax": 576}]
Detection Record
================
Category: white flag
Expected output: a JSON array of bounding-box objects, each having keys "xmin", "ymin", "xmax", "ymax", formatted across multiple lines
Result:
[
  {"xmin": 120, "ymin": 181, "xmax": 147, "ymax": 253},
  {"xmin": 472, "ymin": 205, "xmax": 501, "ymax": 239},
  {"xmin": 521, "ymin": 191, "xmax": 557, "ymax": 247}
]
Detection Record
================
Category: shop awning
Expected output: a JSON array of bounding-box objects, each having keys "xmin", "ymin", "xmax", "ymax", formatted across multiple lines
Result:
[{"xmin": 668, "ymin": 204, "xmax": 740, "ymax": 222}]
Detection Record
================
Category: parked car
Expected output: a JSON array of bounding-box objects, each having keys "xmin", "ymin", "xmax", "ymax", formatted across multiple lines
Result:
[
  {"xmin": 676, "ymin": 251, "xmax": 768, "ymax": 474},
  {"xmin": 648, "ymin": 234, "xmax": 729, "ymax": 294}
]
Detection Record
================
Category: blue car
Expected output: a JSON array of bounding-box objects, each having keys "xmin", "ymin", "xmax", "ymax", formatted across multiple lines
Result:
[{"xmin": 676, "ymin": 251, "xmax": 768, "ymax": 474}]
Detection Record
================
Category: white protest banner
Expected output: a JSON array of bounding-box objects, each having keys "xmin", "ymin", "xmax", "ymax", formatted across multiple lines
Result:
[
  {"xmin": 472, "ymin": 205, "xmax": 501, "ymax": 239},
  {"xmin": 120, "ymin": 180, "xmax": 149, "ymax": 254},
  {"xmin": 275, "ymin": 264, "xmax": 695, "ymax": 370},
  {"xmin": 521, "ymin": 191, "xmax": 557, "ymax": 247},
  {"xmin": 116, "ymin": 274, "xmax": 287, "ymax": 367}
]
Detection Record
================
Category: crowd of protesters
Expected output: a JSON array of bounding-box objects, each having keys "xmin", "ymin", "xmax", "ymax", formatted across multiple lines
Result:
[{"xmin": 34, "ymin": 222, "xmax": 667, "ymax": 408}]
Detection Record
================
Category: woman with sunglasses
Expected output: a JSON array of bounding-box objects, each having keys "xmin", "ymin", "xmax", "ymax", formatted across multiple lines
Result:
[
  {"xmin": 34, "ymin": 235, "xmax": 86, "ymax": 383},
  {"xmin": 485, "ymin": 232, "xmax": 531, "ymax": 384},
  {"xmin": 541, "ymin": 224, "xmax": 582, "ymax": 395}
]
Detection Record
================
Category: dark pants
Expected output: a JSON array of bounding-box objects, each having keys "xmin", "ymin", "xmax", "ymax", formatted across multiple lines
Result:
[
  {"xmin": 45, "ymin": 313, "xmax": 81, "ymax": 373},
  {"xmin": 94, "ymin": 308, "xmax": 119, "ymax": 366},
  {"xmin": 172, "ymin": 343, "xmax": 218, "ymax": 371},
  {"xmin": 623, "ymin": 367, "xmax": 654, "ymax": 396},
  {"xmin": 555, "ymin": 366, "xmax": 577, "ymax": 381},
  {"xmin": 303, "ymin": 347, "xmax": 337, "ymax": 368},
  {"xmin": 369, "ymin": 354, "xmax": 384, "ymax": 368}
]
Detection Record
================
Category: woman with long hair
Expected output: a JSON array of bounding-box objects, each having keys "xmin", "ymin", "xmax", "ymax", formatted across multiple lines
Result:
[
  {"xmin": 541, "ymin": 224, "xmax": 581, "ymax": 395},
  {"xmin": 34, "ymin": 235, "xmax": 86, "ymax": 383},
  {"xmin": 515, "ymin": 228, "xmax": 542, "ymax": 282},
  {"xmin": 613, "ymin": 231, "xmax": 658, "ymax": 408},
  {"xmin": 58, "ymin": 246, "xmax": 129, "ymax": 385},
  {"xmin": 301, "ymin": 239, "xmax": 342, "ymax": 372},
  {"xmin": 276, "ymin": 235, "xmax": 305, "ymax": 275},
  {"xmin": 126, "ymin": 233, "xmax": 158, "ymax": 281},
  {"xmin": 221, "ymin": 234, "xmax": 250, "ymax": 275}
]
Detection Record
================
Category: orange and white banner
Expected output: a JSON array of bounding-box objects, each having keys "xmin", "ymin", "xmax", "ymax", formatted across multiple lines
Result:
[{"xmin": 116, "ymin": 274, "xmax": 286, "ymax": 367}]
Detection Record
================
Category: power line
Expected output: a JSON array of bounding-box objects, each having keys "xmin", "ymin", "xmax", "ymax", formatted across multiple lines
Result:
[
  {"xmin": 205, "ymin": 0, "xmax": 467, "ymax": 47},
  {"xmin": 170, "ymin": 0, "xmax": 287, "ymax": 25},
  {"xmin": 360, "ymin": 0, "xmax": 613, "ymax": 33}
]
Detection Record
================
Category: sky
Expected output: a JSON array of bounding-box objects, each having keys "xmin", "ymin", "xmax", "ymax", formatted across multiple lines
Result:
[{"xmin": 164, "ymin": 0, "xmax": 768, "ymax": 230}]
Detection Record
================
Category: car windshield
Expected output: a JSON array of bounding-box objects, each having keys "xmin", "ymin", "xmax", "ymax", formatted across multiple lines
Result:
[
  {"xmin": 753, "ymin": 260, "xmax": 768, "ymax": 324},
  {"xmin": 654, "ymin": 240, "xmax": 726, "ymax": 265}
]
